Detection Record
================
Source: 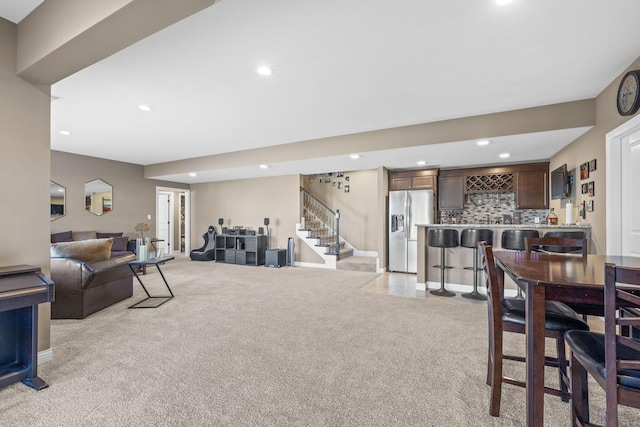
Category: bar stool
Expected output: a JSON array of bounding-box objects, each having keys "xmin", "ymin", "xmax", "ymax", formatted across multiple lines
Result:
[
  {"xmin": 542, "ymin": 230, "xmax": 586, "ymax": 253},
  {"xmin": 460, "ymin": 228, "xmax": 494, "ymax": 300},
  {"xmin": 501, "ymin": 229, "xmax": 539, "ymax": 299},
  {"xmin": 428, "ymin": 228, "xmax": 459, "ymax": 297}
]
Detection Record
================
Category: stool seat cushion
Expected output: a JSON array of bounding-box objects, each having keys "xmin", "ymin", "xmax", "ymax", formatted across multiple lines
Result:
[
  {"xmin": 428, "ymin": 229, "xmax": 459, "ymax": 248},
  {"xmin": 502, "ymin": 298, "xmax": 589, "ymax": 332},
  {"xmin": 565, "ymin": 330, "xmax": 640, "ymax": 390},
  {"xmin": 501, "ymin": 229, "xmax": 539, "ymax": 251},
  {"xmin": 460, "ymin": 228, "xmax": 494, "ymax": 248}
]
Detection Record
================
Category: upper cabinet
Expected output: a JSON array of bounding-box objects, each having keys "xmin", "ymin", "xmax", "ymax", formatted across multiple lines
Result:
[
  {"xmin": 389, "ymin": 170, "xmax": 437, "ymax": 191},
  {"xmin": 515, "ymin": 169, "xmax": 548, "ymax": 209},
  {"xmin": 436, "ymin": 162, "xmax": 549, "ymax": 211},
  {"xmin": 438, "ymin": 176, "xmax": 464, "ymax": 210}
]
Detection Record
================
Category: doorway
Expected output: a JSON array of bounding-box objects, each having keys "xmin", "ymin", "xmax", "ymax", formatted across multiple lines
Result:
[
  {"xmin": 156, "ymin": 187, "xmax": 191, "ymax": 256},
  {"xmin": 606, "ymin": 114, "xmax": 640, "ymax": 256}
]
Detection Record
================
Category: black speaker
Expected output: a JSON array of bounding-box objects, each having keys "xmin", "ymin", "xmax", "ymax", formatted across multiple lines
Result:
[
  {"xmin": 258, "ymin": 227, "xmax": 264, "ymax": 235},
  {"xmin": 218, "ymin": 218, "xmax": 224, "ymax": 225},
  {"xmin": 264, "ymin": 218, "xmax": 270, "ymax": 226}
]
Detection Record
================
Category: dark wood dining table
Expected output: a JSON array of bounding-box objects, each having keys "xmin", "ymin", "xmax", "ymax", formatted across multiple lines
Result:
[{"xmin": 493, "ymin": 251, "xmax": 640, "ymax": 427}]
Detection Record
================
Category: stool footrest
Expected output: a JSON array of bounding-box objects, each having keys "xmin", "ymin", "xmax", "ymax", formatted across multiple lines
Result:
[
  {"xmin": 432, "ymin": 265, "xmax": 454, "ymax": 270},
  {"xmin": 463, "ymin": 266, "xmax": 483, "ymax": 272}
]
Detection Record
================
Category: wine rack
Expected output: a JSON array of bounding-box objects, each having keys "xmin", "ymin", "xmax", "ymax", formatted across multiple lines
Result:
[{"xmin": 465, "ymin": 174, "xmax": 514, "ymax": 193}]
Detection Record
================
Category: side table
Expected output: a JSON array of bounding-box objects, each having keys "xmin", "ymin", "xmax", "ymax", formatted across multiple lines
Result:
[{"xmin": 128, "ymin": 256, "xmax": 175, "ymax": 308}]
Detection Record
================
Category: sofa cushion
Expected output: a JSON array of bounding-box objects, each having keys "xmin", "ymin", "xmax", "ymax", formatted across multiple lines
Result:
[
  {"xmin": 51, "ymin": 238, "xmax": 114, "ymax": 263},
  {"xmin": 51, "ymin": 230, "xmax": 72, "ymax": 243},
  {"xmin": 111, "ymin": 236, "xmax": 129, "ymax": 252},
  {"xmin": 72, "ymin": 230, "xmax": 97, "ymax": 241},
  {"xmin": 96, "ymin": 232, "xmax": 124, "ymax": 238}
]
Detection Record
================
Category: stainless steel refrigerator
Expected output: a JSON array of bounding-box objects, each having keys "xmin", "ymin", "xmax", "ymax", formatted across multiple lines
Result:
[{"xmin": 388, "ymin": 190, "xmax": 433, "ymax": 273}]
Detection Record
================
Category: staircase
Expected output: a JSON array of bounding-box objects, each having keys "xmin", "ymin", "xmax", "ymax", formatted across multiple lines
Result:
[{"xmin": 298, "ymin": 188, "xmax": 377, "ymax": 272}]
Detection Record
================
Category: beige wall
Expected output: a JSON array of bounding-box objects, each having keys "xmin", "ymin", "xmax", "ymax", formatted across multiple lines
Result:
[
  {"xmin": 301, "ymin": 170, "xmax": 378, "ymax": 252},
  {"xmin": 550, "ymin": 55, "xmax": 640, "ymax": 255},
  {"xmin": 51, "ymin": 151, "xmax": 188, "ymax": 239},
  {"xmin": 191, "ymin": 175, "xmax": 305, "ymax": 260},
  {"xmin": 0, "ymin": 18, "xmax": 52, "ymax": 351}
]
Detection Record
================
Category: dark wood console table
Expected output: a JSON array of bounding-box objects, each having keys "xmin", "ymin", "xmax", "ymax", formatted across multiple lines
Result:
[{"xmin": 0, "ymin": 265, "xmax": 54, "ymax": 390}]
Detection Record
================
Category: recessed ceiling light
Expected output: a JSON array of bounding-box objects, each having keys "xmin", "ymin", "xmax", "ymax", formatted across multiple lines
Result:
[
  {"xmin": 138, "ymin": 105, "xmax": 153, "ymax": 112},
  {"xmin": 476, "ymin": 139, "xmax": 490, "ymax": 146},
  {"xmin": 59, "ymin": 130, "xmax": 72, "ymax": 135},
  {"xmin": 350, "ymin": 154, "xmax": 360, "ymax": 159},
  {"xmin": 257, "ymin": 66, "xmax": 274, "ymax": 76},
  {"xmin": 259, "ymin": 164, "xmax": 270, "ymax": 169},
  {"xmin": 499, "ymin": 153, "xmax": 511, "ymax": 158},
  {"xmin": 495, "ymin": 0, "xmax": 515, "ymax": 5},
  {"xmin": 189, "ymin": 172, "xmax": 197, "ymax": 177},
  {"xmin": 417, "ymin": 160, "xmax": 426, "ymax": 166}
]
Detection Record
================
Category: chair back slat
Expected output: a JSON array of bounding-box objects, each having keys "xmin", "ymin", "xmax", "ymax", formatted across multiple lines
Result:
[
  {"xmin": 524, "ymin": 236, "xmax": 587, "ymax": 256},
  {"xmin": 617, "ymin": 289, "xmax": 640, "ymax": 306}
]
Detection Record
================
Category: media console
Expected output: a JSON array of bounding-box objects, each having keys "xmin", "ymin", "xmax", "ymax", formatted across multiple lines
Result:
[{"xmin": 215, "ymin": 234, "xmax": 267, "ymax": 266}]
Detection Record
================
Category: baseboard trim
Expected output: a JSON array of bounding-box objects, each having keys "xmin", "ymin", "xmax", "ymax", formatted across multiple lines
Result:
[{"xmin": 38, "ymin": 348, "xmax": 53, "ymax": 365}]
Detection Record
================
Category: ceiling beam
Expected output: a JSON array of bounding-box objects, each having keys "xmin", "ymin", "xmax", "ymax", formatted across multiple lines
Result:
[{"xmin": 16, "ymin": 0, "xmax": 216, "ymax": 85}]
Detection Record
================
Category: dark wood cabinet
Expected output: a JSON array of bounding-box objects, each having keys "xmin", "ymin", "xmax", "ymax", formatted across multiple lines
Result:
[
  {"xmin": 438, "ymin": 176, "xmax": 464, "ymax": 210},
  {"xmin": 389, "ymin": 170, "xmax": 437, "ymax": 191},
  {"xmin": 516, "ymin": 170, "xmax": 548, "ymax": 209}
]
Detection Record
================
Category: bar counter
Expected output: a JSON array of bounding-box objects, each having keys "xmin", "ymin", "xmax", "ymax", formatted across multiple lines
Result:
[{"xmin": 416, "ymin": 224, "xmax": 592, "ymax": 294}]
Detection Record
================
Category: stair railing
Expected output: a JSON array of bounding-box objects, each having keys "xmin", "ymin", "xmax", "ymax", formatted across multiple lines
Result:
[{"xmin": 300, "ymin": 187, "xmax": 341, "ymax": 259}]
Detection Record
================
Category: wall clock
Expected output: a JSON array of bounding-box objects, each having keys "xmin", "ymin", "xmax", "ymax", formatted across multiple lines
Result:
[{"xmin": 617, "ymin": 70, "xmax": 640, "ymax": 116}]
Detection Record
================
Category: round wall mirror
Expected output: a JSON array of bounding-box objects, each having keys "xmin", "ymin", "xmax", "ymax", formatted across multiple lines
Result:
[
  {"xmin": 84, "ymin": 178, "xmax": 112, "ymax": 216},
  {"xmin": 50, "ymin": 181, "xmax": 65, "ymax": 221}
]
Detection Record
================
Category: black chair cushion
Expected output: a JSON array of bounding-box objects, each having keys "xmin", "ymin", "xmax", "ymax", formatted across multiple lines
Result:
[
  {"xmin": 539, "ymin": 231, "xmax": 586, "ymax": 253},
  {"xmin": 565, "ymin": 330, "xmax": 640, "ymax": 390},
  {"xmin": 460, "ymin": 228, "xmax": 494, "ymax": 248},
  {"xmin": 502, "ymin": 298, "xmax": 589, "ymax": 332},
  {"xmin": 428, "ymin": 229, "xmax": 459, "ymax": 248},
  {"xmin": 501, "ymin": 229, "xmax": 540, "ymax": 251}
]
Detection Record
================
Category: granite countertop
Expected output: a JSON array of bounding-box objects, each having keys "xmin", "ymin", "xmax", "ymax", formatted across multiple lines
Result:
[{"xmin": 416, "ymin": 223, "xmax": 591, "ymax": 229}]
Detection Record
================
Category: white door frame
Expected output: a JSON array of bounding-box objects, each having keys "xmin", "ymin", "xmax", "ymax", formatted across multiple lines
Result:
[
  {"xmin": 156, "ymin": 186, "xmax": 191, "ymax": 256},
  {"xmin": 158, "ymin": 191, "xmax": 173, "ymax": 254},
  {"xmin": 606, "ymin": 114, "xmax": 640, "ymax": 255}
]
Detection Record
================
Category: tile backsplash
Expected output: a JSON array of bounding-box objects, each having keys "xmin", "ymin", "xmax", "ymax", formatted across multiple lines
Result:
[{"xmin": 439, "ymin": 192, "xmax": 548, "ymax": 224}]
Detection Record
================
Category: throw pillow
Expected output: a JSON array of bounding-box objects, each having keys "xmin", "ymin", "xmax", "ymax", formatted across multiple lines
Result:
[
  {"xmin": 72, "ymin": 230, "xmax": 97, "ymax": 241},
  {"xmin": 50, "ymin": 238, "xmax": 113, "ymax": 263},
  {"xmin": 96, "ymin": 232, "xmax": 124, "ymax": 238},
  {"xmin": 51, "ymin": 230, "xmax": 72, "ymax": 243},
  {"xmin": 111, "ymin": 236, "xmax": 129, "ymax": 252}
]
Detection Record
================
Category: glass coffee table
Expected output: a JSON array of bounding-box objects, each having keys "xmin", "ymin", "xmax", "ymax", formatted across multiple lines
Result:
[{"xmin": 128, "ymin": 256, "xmax": 175, "ymax": 308}]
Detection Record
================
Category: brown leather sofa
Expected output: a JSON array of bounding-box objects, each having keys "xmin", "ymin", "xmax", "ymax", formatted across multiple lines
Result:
[
  {"xmin": 51, "ymin": 254, "xmax": 136, "ymax": 319},
  {"xmin": 50, "ymin": 235, "xmax": 136, "ymax": 319}
]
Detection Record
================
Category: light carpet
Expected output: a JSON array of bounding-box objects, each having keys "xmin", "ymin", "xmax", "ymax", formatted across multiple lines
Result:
[{"xmin": 0, "ymin": 256, "xmax": 637, "ymax": 426}]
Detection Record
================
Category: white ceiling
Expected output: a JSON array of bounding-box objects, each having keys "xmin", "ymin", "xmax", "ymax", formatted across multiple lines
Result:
[{"xmin": 6, "ymin": 1, "xmax": 640, "ymax": 183}]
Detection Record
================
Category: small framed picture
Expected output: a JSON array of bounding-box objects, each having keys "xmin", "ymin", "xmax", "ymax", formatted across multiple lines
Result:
[
  {"xmin": 589, "ymin": 159, "xmax": 597, "ymax": 172},
  {"xmin": 325, "ymin": 177, "xmax": 330, "ymax": 184},
  {"xmin": 345, "ymin": 176, "xmax": 350, "ymax": 182},
  {"xmin": 338, "ymin": 181, "xmax": 343, "ymax": 189},
  {"xmin": 588, "ymin": 181, "xmax": 595, "ymax": 197},
  {"xmin": 586, "ymin": 200, "xmax": 594, "ymax": 212},
  {"xmin": 580, "ymin": 163, "xmax": 589, "ymax": 180},
  {"xmin": 581, "ymin": 183, "xmax": 588, "ymax": 194},
  {"xmin": 344, "ymin": 185, "xmax": 350, "ymax": 193},
  {"xmin": 336, "ymin": 172, "xmax": 344, "ymax": 178},
  {"xmin": 319, "ymin": 177, "xmax": 323, "ymax": 183},
  {"xmin": 332, "ymin": 180, "xmax": 337, "ymax": 186}
]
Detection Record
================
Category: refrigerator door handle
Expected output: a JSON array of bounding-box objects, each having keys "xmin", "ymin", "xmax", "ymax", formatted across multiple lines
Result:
[{"xmin": 405, "ymin": 193, "xmax": 411, "ymax": 240}]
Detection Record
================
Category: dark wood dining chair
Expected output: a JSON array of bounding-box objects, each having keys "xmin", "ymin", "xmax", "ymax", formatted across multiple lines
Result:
[
  {"xmin": 565, "ymin": 263, "xmax": 640, "ymax": 427},
  {"xmin": 524, "ymin": 236, "xmax": 588, "ymax": 256},
  {"xmin": 478, "ymin": 242, "xmax": 590, "ymax": 417}
]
